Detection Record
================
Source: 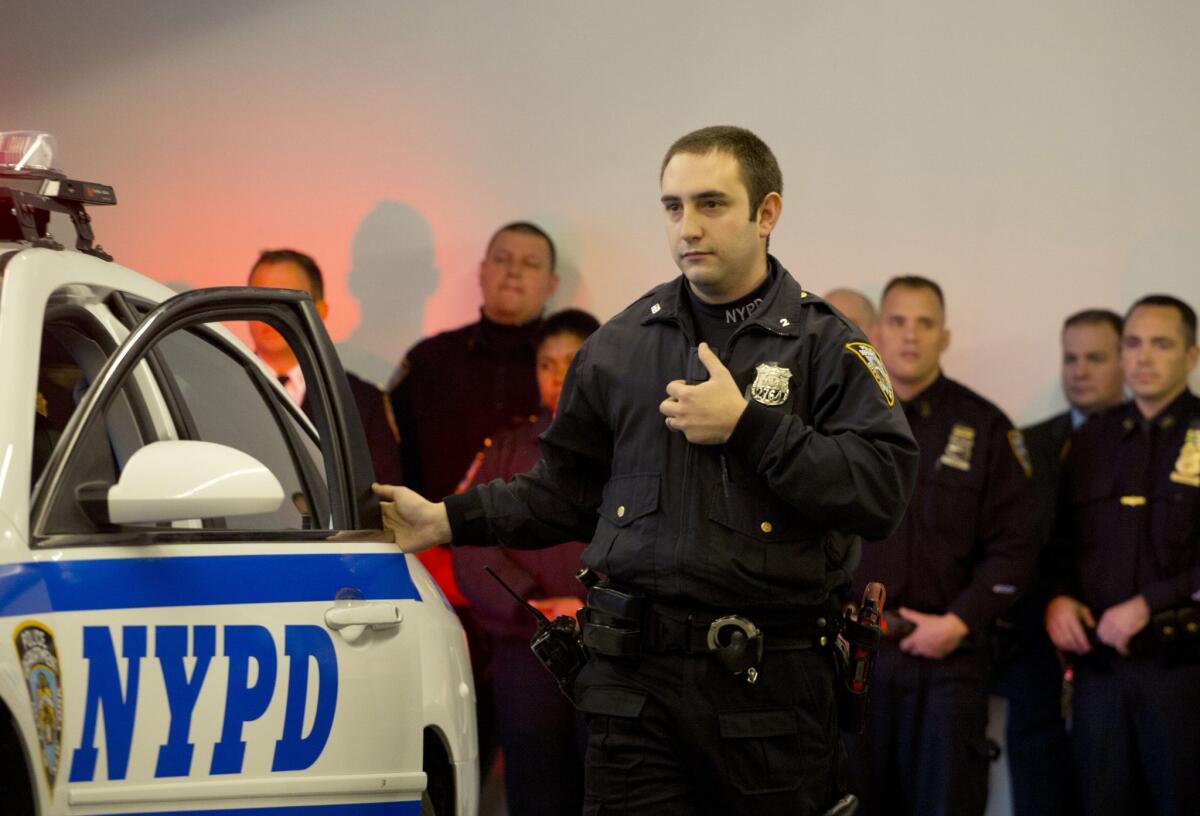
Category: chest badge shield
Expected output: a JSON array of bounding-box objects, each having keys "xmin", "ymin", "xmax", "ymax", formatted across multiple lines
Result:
[
  {"xmin": 14, "ymin": 621, "xmax": 63, "ymax": 794},
  {"xmin": 750, "ymin": 362, "xmax": 791, "ymax": 406},
  {"xmin": 845, "ymin": 342, "xmax": 896, "ymax": 407},
  {"xmin": 1170, "ymin": 428, "xmax": 1200, "ymax": 487},
  {"xmin": 939, "ymin": 423, "xmax": 977, "ymax": 472}
]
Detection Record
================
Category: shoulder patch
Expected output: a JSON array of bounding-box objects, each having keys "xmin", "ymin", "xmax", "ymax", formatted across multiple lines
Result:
[
  {"xmin": 1008, "ymin": 429, "xmax": 1033, "ymax": 478},
  {"xmin": 845, "ymin": 342, "xmax": 895, "ymax": 407}
]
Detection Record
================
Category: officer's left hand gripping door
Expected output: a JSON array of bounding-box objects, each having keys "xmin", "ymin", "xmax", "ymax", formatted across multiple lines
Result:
[{"xmin": 33, "ymin": 289, "xmax": 424, "ymax": 815}]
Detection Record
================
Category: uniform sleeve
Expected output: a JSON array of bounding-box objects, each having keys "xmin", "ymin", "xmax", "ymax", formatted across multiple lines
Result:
[
  {"xmin": 946, "ymin": 421, "xmax": 1039, "ymax": 633},
  {"xmin": 452, "ymin": 434, "xmax": 542, "ymax": 627},
  {"xmin": 725, "ymin": 317, "xmax": 919, "ymax": 539},
  {"xmin": 445, "ymin": 341, "xmax": 610, "ymax": 549},
  {"xmin": 388, "ymin": 352, "xmax": 423, "ymax": 496}
]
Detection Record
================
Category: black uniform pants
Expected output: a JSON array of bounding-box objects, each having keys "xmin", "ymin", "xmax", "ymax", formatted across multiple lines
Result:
[
  {"xmin": 846, "ymin": 644, "xmax": 990, "ymax": 816},
  {"xmin": 573, "ymin": 648, "xmax": 841, "ymax": 816},
  {"xmin": 491, "ymin": 635, "xmax": 585, "ymax": 816},
  {"xmin": 992, "ymin": 629, "xmax": 1076, "ymax": 816},
  {"xmin": 1071, "ymin": 656, "xmax": 1200, "ymax": 816}
]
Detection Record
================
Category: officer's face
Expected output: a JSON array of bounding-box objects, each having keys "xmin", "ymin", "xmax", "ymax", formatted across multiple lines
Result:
[
  {"xmin": 1061, "ymin": 322, "xmax": 1124, "ymax": 413},
  {"xmin": 874, "ymin": 285, "xmax": 950, "ymax": 390},
  {"xmin": 479, "ymin": 230, "xmax": 558, "ymax": 326},
  {"xmin": 1121, "ymin": 305, "xmax": 1199, "ymax": 407},
  {"xmin": 660, "ymin": 150, "xmax": 781, "ymax": 304},
  {"xmin": 248, "ymin": 260, "xmax": 329, "ymax": 358},
  {"xmin": 536, "ymin": 331, "xmax": 585, "ymax": 415}
]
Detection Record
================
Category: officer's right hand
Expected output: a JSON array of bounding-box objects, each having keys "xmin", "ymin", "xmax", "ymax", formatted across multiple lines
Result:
[
  {"xmin": 1044, "ymin": 595, "xmax": 1095, "ymax": 654},
  {"xmin": 372, "ymin": 483, "xmax": 451, "ymax": 553}
]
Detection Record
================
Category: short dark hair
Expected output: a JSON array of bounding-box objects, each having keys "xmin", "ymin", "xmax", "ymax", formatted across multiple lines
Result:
[
  {"xmin": 486, "ymin": 221, "xmax": 557, "ymax": 272},
  {"xmin": 1127, "ymin": 294, "xmax": 1197, "ymax": 347},
  {"xmin": 539, "ymin": 308, "xmax": 600, "ymax": 347},
  {"xmin": 661, "ymin": 126, "xmax": 782, "ymax": 219},
  {"xmin": 251, "ymin": 249, "xmax": 324, "ymax": 301},
  {"xmin": 1063, "ymin": 308, "xmax": 1123, "ymax": 337},
  {"xmin": 881, "ymin": 275, "xmax": 946, "ymax": 311}
]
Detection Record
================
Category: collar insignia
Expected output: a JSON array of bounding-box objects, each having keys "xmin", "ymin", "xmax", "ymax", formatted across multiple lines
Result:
[
  {"xmin": 1170, "ymin": 428, "xmax": 1200, "ymax": 487},
  {"xmin": 749, "ymin": 362, "xmax": 791, "ymax": 406},
  {"xmin": 845, "ymin": 342, "xmax": 895, "ymax": 407},
  {"xmin": 650, "ymin": 303, "xmax": 661, "ymax": 315},
  {"xmin": 940, "ymin": 423, "xmax": 977, "ymax": 472},
  {"xmin": 1008, "ymin": 429, "xmax": 1032, "ymax": 478}
]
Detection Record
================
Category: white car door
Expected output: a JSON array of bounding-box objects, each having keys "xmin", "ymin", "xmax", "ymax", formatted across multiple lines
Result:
[{"xmin": 26, "ymin": 285, "xmax": 428, "ymax": 815}]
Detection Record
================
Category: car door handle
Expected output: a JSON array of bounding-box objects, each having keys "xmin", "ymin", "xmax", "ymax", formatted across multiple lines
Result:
[{"xmin": 324, "ymin": 602, "xmax": 403, "ymax": 630}]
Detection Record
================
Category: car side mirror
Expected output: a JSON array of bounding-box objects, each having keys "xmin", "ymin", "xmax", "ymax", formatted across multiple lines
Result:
[{"xmin": 76, "ymin": 440, "xmax": 285, "ymax": 525}]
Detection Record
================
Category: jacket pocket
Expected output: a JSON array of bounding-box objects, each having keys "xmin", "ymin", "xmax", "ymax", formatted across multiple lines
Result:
[
  {"xmin": 593, "ymin": 473, "xmax": 660, "ymax": 579},
  {"xmin": 707, "ymin": 484, "xmax": 825, "ymax": 604}
]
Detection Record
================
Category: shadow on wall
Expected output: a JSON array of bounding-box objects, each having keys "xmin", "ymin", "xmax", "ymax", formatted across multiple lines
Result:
[{"xmin": 338, "ymin": 201, "xmax": 439, "ymax": 388}]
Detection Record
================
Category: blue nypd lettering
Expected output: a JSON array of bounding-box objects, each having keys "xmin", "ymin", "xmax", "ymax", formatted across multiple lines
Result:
[{"xmin": 69, "ymin": 625, "xmax": 338, "ymax": 781}]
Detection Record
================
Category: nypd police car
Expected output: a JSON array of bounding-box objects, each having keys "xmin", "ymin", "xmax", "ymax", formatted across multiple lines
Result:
[{"xmin": 0, "ymin": 132, "xmax": 478, "ymax": 816}]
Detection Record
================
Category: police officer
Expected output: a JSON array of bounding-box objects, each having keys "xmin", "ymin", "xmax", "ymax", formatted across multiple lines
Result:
[
  {"xmin": 994, "ymin": 308, "xmax": 1124, "ymax": 816},
  {"xmin": 374, "ymin": 125, "xmax": 918, "ymax": 815},
  {"xmin": 824, "ymin": 287, "xmax": 878, "ymax": 335},
  {"xmin": 848, "ymin": 276, "xmax": 1037, "ymax": 816},
  {"xmin": 248, "ymin": 249, "xmax": 403, "ymax": 485},
  {"xmin": 452, "ymin": 308, "xmax": 600, "ymax": 816},
  {"xmin": 387, "ymin": 222, "xmax": 559, "ymax": 774},
  {"xmin": 1045, "ymin": 295, "xmax": 1200, "ymax": 816}
]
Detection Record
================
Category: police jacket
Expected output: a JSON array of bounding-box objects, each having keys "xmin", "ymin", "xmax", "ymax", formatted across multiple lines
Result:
[
  {"xmin": 452, "ymin": 411, "xmax": 588, "ymax": 639},
  {"xmin": 446, "ymin": 258, "xmax": 919, "ymax": 612},
  {"xmin": 852, "ymin": 375, "xmax": 1038, "ymax": 635},
  {"xmin": 1052, "ymin": 390, "xmax": 1200, "ymax": 614}
]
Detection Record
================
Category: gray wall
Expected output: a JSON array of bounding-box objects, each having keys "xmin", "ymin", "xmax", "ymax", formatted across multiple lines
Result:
[{"xmin": 6, "ymin": 0, "xmax": 1200, "ymax": 419}]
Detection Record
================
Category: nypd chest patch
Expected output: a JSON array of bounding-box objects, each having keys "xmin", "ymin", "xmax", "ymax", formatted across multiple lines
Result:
[
  {"xmin": 940, "ymin": 423, "xmax": 977, "ymax": 471},
  {"xmin": 750, "ymin": 362, "xmax": 791, "ymax": 406},
  {"xmin": 1171, "ymin": 427, "xmax": 1200, "ymax": 488},
  {"xmin": 845, "ymin": 342, "xmax": 895, "ymax": 407}
]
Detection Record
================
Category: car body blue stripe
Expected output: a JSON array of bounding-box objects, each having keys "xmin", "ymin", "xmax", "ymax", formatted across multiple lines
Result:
[
  {"xmin": 116, "ymin": 803, "xmax": 419, "ymax": 816},
  {"xmin": 0, "ymin": 553, "xmax": 419, "ymax": 617}
]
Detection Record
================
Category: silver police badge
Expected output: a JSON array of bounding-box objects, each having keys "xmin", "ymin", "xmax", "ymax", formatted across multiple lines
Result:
[{"xmin": 750, "ymin": 363, "xmax": 791, "ymax": 406}]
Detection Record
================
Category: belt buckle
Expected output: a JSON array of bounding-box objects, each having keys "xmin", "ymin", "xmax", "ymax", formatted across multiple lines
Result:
[{"xmin": 706, "ymin": 615, "xmax": 764, "ymax": 684}]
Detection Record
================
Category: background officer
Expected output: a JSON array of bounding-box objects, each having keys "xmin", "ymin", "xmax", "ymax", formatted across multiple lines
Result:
[
  {"xmin": 1045, "ymin": 294, "xmax": 1200, "ymax": 816},
  {"xmin": 452, "ymin": 308, "xmax": 600, "ymax": 816},
  {"xmin": 824, "ymin": 287, "xmax": 878, "ymax": 335},
  {"xmin": 247, "ymin": 248, "xmax": 402, "ymax": 485},
  {"xmin": 993, "ymin": 307, "xmax": 1124, "ymax": 816},
  {"xmin": 387, "ymin": 221, "xmax": 559, "ymax": 774},
  {"xmin": 374, "ymin": 125, "xmax": 918, "ymax": 815},
  {"xmin": 848, "ymin": 275, "xmax": 1037, "ymax": 816}
]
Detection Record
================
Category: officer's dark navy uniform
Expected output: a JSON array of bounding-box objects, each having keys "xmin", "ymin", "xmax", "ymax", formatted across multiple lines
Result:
[
  {"xmin": 445, "ymin": 258, "xmax": 919, "ymax": 815},
  {"xmin": 1051, "ymin": 390, "xmax": 1200, "ymax": 816},
  {"xmin": 849, "ymin": 375, "xmax": 1037, "ymax": 816},
  {"xmin": 992, "ymin": 409, "xmax": 1077, "ymax": 816}
]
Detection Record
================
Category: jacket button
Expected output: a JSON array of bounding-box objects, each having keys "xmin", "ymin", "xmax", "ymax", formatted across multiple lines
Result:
[
  {"xmin": 817, "ymin": 617, "xmax": 826, "ymax": 628},
  {"xmin": 617, "ymin": 505, "xmax": 626, "ymax": 518},
  {"xmin": 760, "ymin": 521, "xmax": 772, "ymax": 533}
]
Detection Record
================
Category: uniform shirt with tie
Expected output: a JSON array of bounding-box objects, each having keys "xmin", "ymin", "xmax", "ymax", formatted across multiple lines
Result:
[{"xmin": 1054, "ymin": 389, "xmax": 1200, "ymax": 615}]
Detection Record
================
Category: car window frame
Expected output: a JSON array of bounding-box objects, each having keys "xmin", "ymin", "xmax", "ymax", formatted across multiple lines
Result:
[{"xmin": 31, "ymin": 286, "xmax": 381, "ymax": 546}]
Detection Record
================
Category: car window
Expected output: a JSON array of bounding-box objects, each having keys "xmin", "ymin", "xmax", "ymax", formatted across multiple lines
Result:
[
  {"xmin": 38, "ymin": 311, "xmax": 330, "ymax": 536},
  {"xmin": 148, "ymin": 324, "xmax": 328, "ymax": 530}
]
